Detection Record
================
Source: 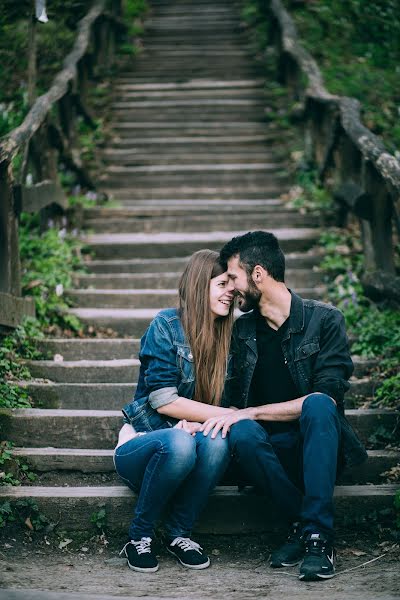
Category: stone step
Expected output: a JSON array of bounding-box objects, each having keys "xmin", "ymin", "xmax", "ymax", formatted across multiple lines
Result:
[
  {"xmin": 113, "ymin": 79, "xmax": 265, "ymax": 90},
  {"xmin": 83, "ymin": 214, "xmax": 322, "ymax": 234},
  {"xmin": 67, "ymin": 286, "xmax": 326, "ymax": 309},
  {"xmin": 35, "ymin": 339, "xmax": 376, "ymax": 377},
  {"xmin": 104, "ymin": 162, "xmax": 286, "ymax": 175},
  {"xmin": 37, "ymin": 339, "xmax": 141, "ymax": 361},
  {"xmin": 102, "ymin": 187, "xmax": 290, "ymax": 201},
  {"xmin": 82, "ymin": 199, "xmax": 288, "ymax": 218},
  {"xmin": 0, "ymin": 484, "xmax": 397, "ymax": 533},
  {"xmin": 83, "ymin": 250, "xmax": 324, "ymax": 274},
  {"xmin": 101, "ymin": 173, "xmax": 290, "ymax": 189},
  {"xmin": 2, "ymin": 409, "xmax": 395, "ymax": 449},
  {"xmin": 114, "ymin": 88, "xmax": 275, "ymax": 100},
  {"xmin": 102, "ymin": 152, "xmax": 286, "ymax": 165},
  {"xmin": 20, "ymin": 376, "xmax": 375, "ymax": 410},
  {"xmin": 82, "ymin": 229, "xmax": 321, "ymax": 259},
  {"xmin": 74, "ymin": 268, "xmax": 324, "ymax": 289},
  {"xmin": 12, "ymin": 447, "xmax": 398, "ymax": 485}
]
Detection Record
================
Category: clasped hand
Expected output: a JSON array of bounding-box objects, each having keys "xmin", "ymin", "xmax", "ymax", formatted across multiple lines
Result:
[
  {"xmin": 200, "ymin": 409, "xmax": 253, "ymax": 439},
  {"xmin": 174, "ymin": 419, "xmax": 202, "ymax": 435}
]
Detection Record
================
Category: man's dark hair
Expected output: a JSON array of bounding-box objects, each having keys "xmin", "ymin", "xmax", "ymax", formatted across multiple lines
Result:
[{"xmin": 220, "ymin": 231, "xmax": 285, "ymax": 282}]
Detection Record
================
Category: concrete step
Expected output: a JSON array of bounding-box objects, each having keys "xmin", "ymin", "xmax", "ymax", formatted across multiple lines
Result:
[
  {"xmin": 114, "ymin": 88, "xmax": 276, "ymax": 100},
  {"xmin": 101, "ymin": 152, "xmax": 287, "ymax": 165},
  {"xmin": 35, "ymin": 339, "xmax": 376, "ymax": 378},
  {"xmin": 113, "ymin": 79, "xmax": 265, "ymax": 90},
  {"xmin": 74, "ymin": 268, "xmax": 325, "ymax": 290},
  {"xmin": 82, "ymin": 229, "xmax": 321, "ymax": 259},
  {"xmin": 20, "ymin": 376, "xmax": 375, "ymax": 410},
  {"xmin": 102, "ymin": 187, "xmax": 291, "ymax": 201},
  {"xmin": 25, "ymin": 359, "xmax": 141, "ymax": 383},
  {"xmin": 37, "ymin": 339, "xmax": 141, "ymax": 361},
  {"xmin": 0, "ymin": 484, "xmax": 397, "ymax": 533},
  {"xmin": 2, "ymin": 407, "xmax": 395, "ymax": 450},
  {"xmin": 82, "ymin": 199, "xmax": 288, "ymax": 218},
  {"xmin": 12, "ymin": 447, "xmax": 399, "ymax": 485},
  {"xmin": 101, "ymin": 172, "xmax": 290, "ymax": 189},
  {"xmin": 83, "ymin": 251, "xmax": 324, "ymax": 274},
  {"xmin": 68, "ymin": 286, "xmax": 325, "ymax": 309},
  {"xmin": 83, "ymin": 214, "xmax": 322, "ymax": 233}
]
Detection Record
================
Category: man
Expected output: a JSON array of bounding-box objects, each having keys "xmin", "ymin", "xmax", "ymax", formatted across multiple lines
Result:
[{"xmin": 201, "ymin": 231, "xmax": 367, "ymax": 581}]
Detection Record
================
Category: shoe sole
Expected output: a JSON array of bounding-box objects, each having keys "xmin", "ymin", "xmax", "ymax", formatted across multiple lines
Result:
[
  {"xmin": 167, "ymin": 548, "xmax": 210, "ymax": 569},
  {"xmin": 270, "ymin": 559, "xmax": 302, "ymax": 568},
  {"xmin": 299, "ymin": 572, "xmax": 335, "ymax": 581},
  {"xmin": 127, "ymin": 561, "xmax": 159, "ymax": 573}
]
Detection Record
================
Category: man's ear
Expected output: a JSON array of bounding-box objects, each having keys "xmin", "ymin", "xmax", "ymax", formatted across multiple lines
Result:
[{"xmin": 251, "ymin": 265, "xmax": 264, "ymax": 283}]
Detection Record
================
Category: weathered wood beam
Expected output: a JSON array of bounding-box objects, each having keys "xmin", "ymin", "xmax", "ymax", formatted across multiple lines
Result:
[
  {"xmin": 13, "ymin": 181, "xmax": 68, "ymax": 214},
  {"xmin": 0, "ymin": 0, "xmax": 106, "ymax": 165},
  {"xmin": 0, "ymin": 292, "xmax": 36, "ymax": 331}
]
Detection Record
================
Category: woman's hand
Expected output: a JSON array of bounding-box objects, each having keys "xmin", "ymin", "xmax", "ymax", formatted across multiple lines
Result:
[{"xmin": 175, "ymin": 419, "xmax": 202, "ymax": 436}]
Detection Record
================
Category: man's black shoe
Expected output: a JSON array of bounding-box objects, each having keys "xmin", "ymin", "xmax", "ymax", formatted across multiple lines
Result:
[
  {"xmin": 299, "ymin": 532, "xmax": 336, "ymax": 580},
  {"xmin": 270, "ymin": 521, "xmax": 305, "ymax": 567},
  {"xmin": 120, "ymin": 537, "xmax": 159, "ymax": 572},
  {"xmin": 167, "ymin": 536, "xmax": 210, "ymax": 569}
]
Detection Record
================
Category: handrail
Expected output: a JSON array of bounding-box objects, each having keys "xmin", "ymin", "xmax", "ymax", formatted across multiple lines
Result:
[
  {"xmin": 268, "ymin": 0, "xmax": 400, "ymax": 302},
  {"xmin": 0, "ymin": 0, "xmax": 124, "ymax": 330},
  {"xmin": 0, "ymin": 1, "xmax": 105, "ymax": 165}
]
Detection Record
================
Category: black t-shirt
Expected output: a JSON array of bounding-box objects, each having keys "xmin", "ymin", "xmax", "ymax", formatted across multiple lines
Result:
[{"xmin": 249, "ymin": 310, "xmax": 299, "ymax": 434}]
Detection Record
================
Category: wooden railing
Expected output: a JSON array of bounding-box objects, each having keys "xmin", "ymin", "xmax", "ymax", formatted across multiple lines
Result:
[
  {"xmin": 268, "ymin": 0, "xmax": 400, "ymax": 303},
  {"xmin": 0, "ymin": 0, "xmax": 125, "ymax": 330}
]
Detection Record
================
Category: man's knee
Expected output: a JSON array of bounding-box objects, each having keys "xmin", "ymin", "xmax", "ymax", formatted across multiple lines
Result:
[
  {"xmin": 301, "ymin": 393, "xmax": 338, "ymax": 424},
  {"xmin": 229, "ymin": 419, "xmax": 267, "ymax": 452}
]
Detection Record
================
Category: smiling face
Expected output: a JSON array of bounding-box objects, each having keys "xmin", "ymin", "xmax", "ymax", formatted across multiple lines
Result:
[
  {"xmin": 227, "ymin": 255, "xmax": 261, "ymax": 312},
  {"xmin": 209, "ymin": 272, "xmax": 235, "ymax": 318}
]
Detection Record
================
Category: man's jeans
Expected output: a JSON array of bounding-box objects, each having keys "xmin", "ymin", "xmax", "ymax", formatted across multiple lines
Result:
[
  {"xmin": 114, "ymin": 428, "xmax": 230, "ymax": 540},
  {"xmin": 229, "ymin": 393, "xmax": 341, "ymax": 539}
]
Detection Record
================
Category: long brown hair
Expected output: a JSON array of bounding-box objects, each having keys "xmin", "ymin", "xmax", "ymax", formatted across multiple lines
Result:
[{"xmin": 179, "ymin": 249, "xmax": 234, "ymax": 405}]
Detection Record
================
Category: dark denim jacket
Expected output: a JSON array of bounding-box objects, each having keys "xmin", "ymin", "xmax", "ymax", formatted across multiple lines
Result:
[{"xmin": 224, "ymin": 291, "xmax": 368, "ymax": 467}]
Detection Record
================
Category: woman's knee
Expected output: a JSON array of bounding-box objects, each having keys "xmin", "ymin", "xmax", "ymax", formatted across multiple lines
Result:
[{"xmin": 159, "ymin": 428, "xmax": 197, "ymax": 467}]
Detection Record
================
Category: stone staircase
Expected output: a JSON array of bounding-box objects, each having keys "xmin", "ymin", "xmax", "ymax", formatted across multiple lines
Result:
[{"xmin": 1, "ymin": 0, "xmax": 398, "ymax": 534}]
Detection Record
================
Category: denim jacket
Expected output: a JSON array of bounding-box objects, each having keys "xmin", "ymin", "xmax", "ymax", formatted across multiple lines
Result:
[
  {"xmin": 122, "ymin": 309, "xmax": 193, "ymax": 432},
  {"xmin": 224, "ymin": 291, "xmax": 368, "ymax": 467}
]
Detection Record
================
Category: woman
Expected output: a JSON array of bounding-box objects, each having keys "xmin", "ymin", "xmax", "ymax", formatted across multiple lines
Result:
[{"xmin": 114, "ymin": 249, "xmax": 236, "ymax": 573}]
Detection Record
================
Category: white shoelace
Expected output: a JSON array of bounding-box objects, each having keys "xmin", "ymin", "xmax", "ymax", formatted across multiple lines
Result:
[
  {"xmin": 170, "ymin": 537, "xmax": 203, "ymax": 553},
  {"xmin": 120, "ymin": 537, "xmax": 152, "ymax": 556}
]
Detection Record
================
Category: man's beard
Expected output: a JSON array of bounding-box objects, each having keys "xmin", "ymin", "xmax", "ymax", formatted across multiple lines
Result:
[{"xmin": 237, "ymin": 278, "xmax": 261, "ymax": 313}]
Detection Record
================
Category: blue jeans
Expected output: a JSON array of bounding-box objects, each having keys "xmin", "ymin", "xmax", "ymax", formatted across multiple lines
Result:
[
  {"xmin": 114, "ymin": 428, "xmax": 230, "ymax": 540},
  {"xmin": 229, "ymin": 393, "xmax": 340, "ymax": 539}
]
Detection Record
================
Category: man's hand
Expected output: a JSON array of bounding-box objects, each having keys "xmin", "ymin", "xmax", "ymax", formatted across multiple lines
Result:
[
  {"xmin": 200, "ymin": 409, "xmax": 254, "ymax": 439},
  {"xmin": 175, "ymin": 419, "xmax": 202, "ymax": 435}
]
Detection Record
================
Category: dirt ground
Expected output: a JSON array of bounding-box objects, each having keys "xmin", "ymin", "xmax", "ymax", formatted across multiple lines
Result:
[{"xmin": 0, "ymin": 531, "xmax": 399, "ymax": 600}]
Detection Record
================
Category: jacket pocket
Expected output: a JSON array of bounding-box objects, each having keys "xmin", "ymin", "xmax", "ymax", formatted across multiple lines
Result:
[
  {"xmin": 294, "ymin": 338, "xmax": 320, "ymax": 384},
  {"xmin": 294, "ymin": 339, "xmax": 320, "ymax": 362},
  {"xmin": 176, "ymin": 344, "xmax": 195, "ymax": 383}
]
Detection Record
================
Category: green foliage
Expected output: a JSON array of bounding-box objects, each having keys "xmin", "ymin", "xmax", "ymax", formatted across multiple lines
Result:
[
  {"xmin": 0, "ymin": 441, "xmax": 37, "ymax": 486},
  {"xmin": 0, "ymin": 318, "xmax": 44, "ymax": 409},
  {"xmin": 286, "ymin": 0, "xmax": 400, "ymax": 153},
  {"xmin": 91, "ymin": 506, "xmax": 107, "ymax": 533},
  {"xmin": 319, "ymin": 230, "xmax": 400, "ymax": 409},
  {"xmin": 77, "ymin": 117, "xmax": 105, "ymax": 164},
  {"xmin": 0, "ymin": 498, "xmax": 48, "ymax": 531},
  {"xmin": 286, "ymin": 164, "xmax": 334, "ymax": 214},
  {"xmin": 395, "ymin": 490, "xmax": 400, "ymax": 530},
  {"xmin": 19, "ymin": 213, "xmax": 83, "ymax": 331}
]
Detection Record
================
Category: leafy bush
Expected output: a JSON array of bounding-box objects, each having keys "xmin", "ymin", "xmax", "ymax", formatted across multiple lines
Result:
[{"xmin": 19, "ymin": 213, "xmax": 83, "ymax": 331}]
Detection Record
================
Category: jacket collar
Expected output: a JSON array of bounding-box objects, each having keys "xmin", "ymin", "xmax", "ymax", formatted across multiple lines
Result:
[{"xmin": 237, "ymin": 290, "xmax": 305, "ymax": 340}]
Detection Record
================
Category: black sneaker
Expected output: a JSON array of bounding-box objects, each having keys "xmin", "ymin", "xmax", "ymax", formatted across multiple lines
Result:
[
  {"xmin": 270, "ymin": 522, "xmax": 305, "ymax": 567},
  {"xmin": 166, "ymin": 536, "xmax": 210, "ymax": 569},
  {"xmin": 119, "ymin": 537, "xmax": 159, "ymax": 573},
  {"xmin": 299, "ymin": 533, "xmax": 336, "ymax": 580}
]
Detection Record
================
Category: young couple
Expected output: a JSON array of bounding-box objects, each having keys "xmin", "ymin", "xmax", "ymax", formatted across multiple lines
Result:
[{"xmin": 114, "ymin": 231, "xmax": 367, "ymax": 581}]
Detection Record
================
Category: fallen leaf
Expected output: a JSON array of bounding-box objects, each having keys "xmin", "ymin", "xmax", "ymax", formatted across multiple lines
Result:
[
  {"xmin": 59, "ymin": 538, "xmax": 73, "ymax": 549},
  {"xmin": 25, "ymin": 517, "xmax": 33, "ymax": 531}
]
